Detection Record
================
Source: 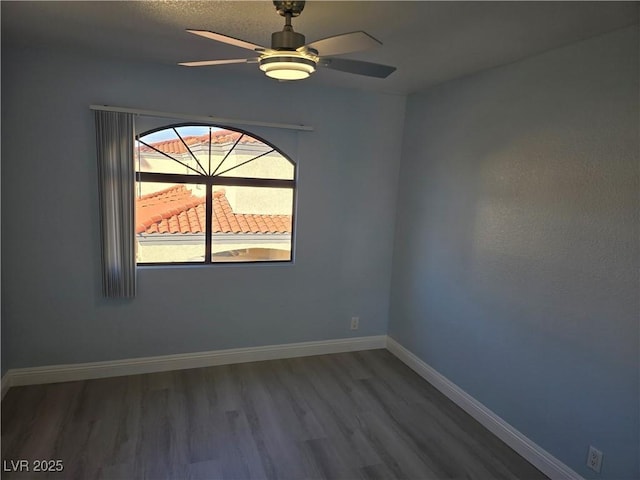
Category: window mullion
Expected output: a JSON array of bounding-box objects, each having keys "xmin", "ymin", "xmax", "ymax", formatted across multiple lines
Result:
[
  {"xmin": 173, "ymin": 127, "xmax": 208, "ymax": 175},
  {"xmin": 205, "ymin": 182, "xmax": 213, "ymax": 263},
  {"xmin": 212, "ymin": 133, "xmax": 245, "ymax": 175},
  {"xmin": 137, "ymin": 139, "xmax": 205, "ymax": 176},
  {"xmin": 214, "ymin": 149, "xmax": 274, "ymax": 177}
]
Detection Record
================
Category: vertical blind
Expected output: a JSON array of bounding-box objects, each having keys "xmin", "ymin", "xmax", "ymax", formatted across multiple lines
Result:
[{"xmin": 95, "ymin": 110, "xmax": 136, "ymax": 297}]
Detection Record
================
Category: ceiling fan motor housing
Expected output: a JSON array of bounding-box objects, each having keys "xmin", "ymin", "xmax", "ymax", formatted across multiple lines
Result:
[{"xmin": 271, "ymin": 29, "xmax": 306, "ymax": 50}]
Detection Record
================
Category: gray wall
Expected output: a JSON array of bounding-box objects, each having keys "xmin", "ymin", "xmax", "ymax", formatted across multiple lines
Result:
[
  {"xmin": 1, "ymin": 46, "xmax": 405, "ymax": 371},
  {"xmin": 389, "ymin": 26, "xmax": 639, "ymax": 479}
]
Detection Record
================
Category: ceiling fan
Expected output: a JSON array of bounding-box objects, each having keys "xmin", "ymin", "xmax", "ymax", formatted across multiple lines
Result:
[{"xmin": 179, "ymin": 0, "xmax": 396, "ymax": 81}]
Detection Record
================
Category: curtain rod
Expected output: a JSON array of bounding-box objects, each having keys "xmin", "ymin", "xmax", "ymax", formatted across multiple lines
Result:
[{"xmin": 89, "ymin": 105, "xmax": 313, "ymax": 132}]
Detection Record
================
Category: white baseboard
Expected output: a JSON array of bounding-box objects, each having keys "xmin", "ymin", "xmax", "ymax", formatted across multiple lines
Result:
[
  {"xmin": 1, "ymin": 372, "xmax": 11, "ymax": 400},
  {"xmin": 1, "ymin": 335, "xmax": 386, "ymax": 396},
  {"xmin": 386, "ymin": 336, "xmax": 583, "ymax": 480}
]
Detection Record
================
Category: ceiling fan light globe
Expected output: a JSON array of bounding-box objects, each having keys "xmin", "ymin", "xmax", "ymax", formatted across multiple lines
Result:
[{"xmin": 259, "ymin": 56, "xmax": 316, "ymax": 80}]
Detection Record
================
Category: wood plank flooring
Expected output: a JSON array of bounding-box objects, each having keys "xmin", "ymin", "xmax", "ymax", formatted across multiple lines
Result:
[{"xmin": 2, "ymin": 349, "xmax": 548, "ymax": 479}]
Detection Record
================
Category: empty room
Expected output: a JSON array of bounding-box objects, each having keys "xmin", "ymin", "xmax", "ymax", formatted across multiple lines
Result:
[{"xmin": 1, "ymin": 1, "xmax": 638, "ymax": 479}]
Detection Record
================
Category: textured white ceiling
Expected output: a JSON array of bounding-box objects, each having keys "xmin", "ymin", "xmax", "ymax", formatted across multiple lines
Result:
[{"xmin": 2, "ymin": 1, "xmax": 638, "ymax": 94}]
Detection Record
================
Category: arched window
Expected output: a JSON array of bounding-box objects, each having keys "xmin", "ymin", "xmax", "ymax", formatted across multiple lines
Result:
[{"xmin": 135, "ymin": 124, "xmax": 296, "ymax": 264}]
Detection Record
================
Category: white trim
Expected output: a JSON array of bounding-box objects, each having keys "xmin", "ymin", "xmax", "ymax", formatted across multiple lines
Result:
[
  {"xmin": 1, "ymin": 373, "xmax": 11, "ymax": 400},
  {"xmin": 386, "ymin": 337, "xmax": 583, "ymax": 480},
  {"xmin": 2, "ymin": 335, "xmax": 385, "ymax": 391},
  {"xmin": 89, "ymin": 105, "xmax": 313, "ymax": 132}
]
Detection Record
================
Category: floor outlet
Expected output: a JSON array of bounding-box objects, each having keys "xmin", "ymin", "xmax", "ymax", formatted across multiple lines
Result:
[
  {"xmin": 350, "ymin": 317, "xmax": 359, "ymax": 330},
  {"xmin": 587, "ymin": 446, "xmax": 603, "ymax": 473}
]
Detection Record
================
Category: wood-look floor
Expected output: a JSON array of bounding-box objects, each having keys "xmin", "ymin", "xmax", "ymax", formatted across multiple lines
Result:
[{"xmin": 2, "ymin": 350, "xmax": 547, "ymax": 480}]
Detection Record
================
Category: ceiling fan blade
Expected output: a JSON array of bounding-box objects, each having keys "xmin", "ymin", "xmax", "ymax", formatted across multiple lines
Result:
[
  {"xmin": 320, "ymin": 58, "xmax": 396, "ymax": 78},
  {"xmin": 304, "ymin": 31, "xmax": 381, "ymax": 56},
  {"xmin": 179, "ymin": 58, "xmax": 257, "ymax": 67},
  {"xmin": 186, "ymin": 29, "xmax": 267, "ymax": 52}
]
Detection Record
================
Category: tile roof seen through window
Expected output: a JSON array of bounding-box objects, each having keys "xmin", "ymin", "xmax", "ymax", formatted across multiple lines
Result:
[
  {"xmin": 136, "ymin": 185, "xmax": 291, "ymax": 235},
  {"xmin": 139, "ymin": 131, "xmax": 261, "ymax": 155}
]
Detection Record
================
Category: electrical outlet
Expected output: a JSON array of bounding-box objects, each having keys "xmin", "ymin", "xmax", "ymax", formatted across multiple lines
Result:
[
  {"xmin": 587, "ymin": 446, "xmax": 603, "ymax": 473},
  {"xmin": 350, "ymin": 316, "xmax": 359, "ymax": 330}
]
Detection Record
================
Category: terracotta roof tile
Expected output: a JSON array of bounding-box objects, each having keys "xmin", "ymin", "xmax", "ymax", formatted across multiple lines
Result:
[
  {"xmin": 139, "ymin": 131, "xmax": 261, "ymax": 155},
  {"xmin": 136, "ymin": 185, "xmax": 291, "ymax": 235}
]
